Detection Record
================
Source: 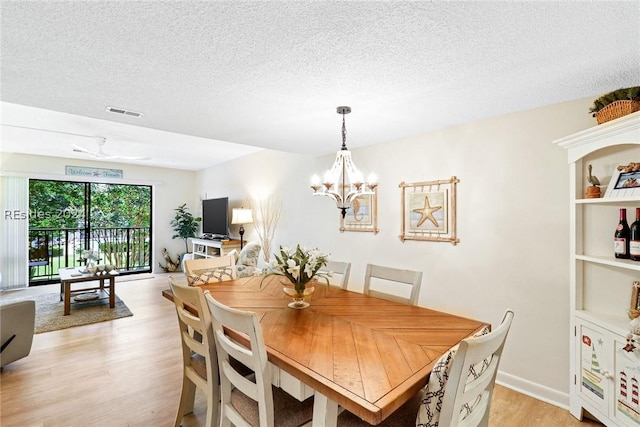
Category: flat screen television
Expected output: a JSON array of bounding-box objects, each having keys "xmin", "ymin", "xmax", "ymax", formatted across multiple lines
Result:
[{"xmin": 201, "ymin": 197, "xmax": 229, "ymax": 239}]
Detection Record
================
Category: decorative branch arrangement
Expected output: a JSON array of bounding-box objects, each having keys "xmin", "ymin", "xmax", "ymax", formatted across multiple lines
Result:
[
  {"xmin": 250, "ymin": 195, "xmax": 283, "ymax": 263},
  {"xmin": 399, "ymin": 176, "xmax": 459, "ymax": 244}
]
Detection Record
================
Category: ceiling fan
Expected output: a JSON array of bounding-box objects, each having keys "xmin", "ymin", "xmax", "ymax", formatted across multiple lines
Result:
[{"xmin": 72, "ymin": 138, "xmax": 150, "ymax": 161}]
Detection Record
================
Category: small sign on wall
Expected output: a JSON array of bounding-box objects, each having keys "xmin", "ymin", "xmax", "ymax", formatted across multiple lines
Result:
[{"xmin": 65, "ymin": 166, "xmax": 123, "ymax": 179}]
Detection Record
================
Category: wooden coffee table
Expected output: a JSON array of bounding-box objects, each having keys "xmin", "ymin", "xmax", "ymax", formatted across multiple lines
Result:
[{"xmin": 58, "ymin": 268, "xmax": 118, "ymax": 315}]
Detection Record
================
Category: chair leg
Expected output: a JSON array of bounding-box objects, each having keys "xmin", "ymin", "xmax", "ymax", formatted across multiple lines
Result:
[
  {"xmin": 174, "ymin": 377, "xmax": 196, "ymax": 427},
  {"xmin": 204, "ymin": 386, "xmax": 219, "ymax": 427}
]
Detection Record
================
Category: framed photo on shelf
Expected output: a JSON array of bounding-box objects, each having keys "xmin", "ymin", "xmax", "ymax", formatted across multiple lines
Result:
[
  {"xmin": 399, "ymin": 176, "xmax": 459, "ymax": 244},
  {"xmin": 340, "ymin": 192, "xmax": 379, "ymax": 234},
  {"xmin": 604, "ymin": 165, "xmax": 640, "ymax": 198}
]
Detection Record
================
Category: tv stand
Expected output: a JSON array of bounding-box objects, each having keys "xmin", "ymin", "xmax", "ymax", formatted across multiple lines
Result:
[
  {"xmin": 192, "ymin": 238, "xmax": 240, "ymax": 259},
  {"xmin": 200, "ymin": 233, "xmax": 229, "ymax": 241}
]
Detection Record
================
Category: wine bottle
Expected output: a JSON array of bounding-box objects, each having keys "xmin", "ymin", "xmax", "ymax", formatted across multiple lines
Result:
[
  {"xmin": 615, "ymin": 208, "xmax": 631, "ymax": 259},
  {"xmin": 630, "ymin": 208, "xmax": 640, "ymax": 261}
]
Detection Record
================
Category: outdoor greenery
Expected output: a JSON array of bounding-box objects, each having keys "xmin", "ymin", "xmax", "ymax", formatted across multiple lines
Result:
[
  {"xmin": 28, "ymin": 180, "xmax": 152, "ymax": 278},
  {"xmin": 29, "ymin": 181, "xmax": 151, "ymax": 229}
]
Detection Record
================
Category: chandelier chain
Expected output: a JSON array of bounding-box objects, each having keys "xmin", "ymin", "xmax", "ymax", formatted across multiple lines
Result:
[{"xmin": 341, "ymin": 113, "xmax": 347, "ymax": 150}]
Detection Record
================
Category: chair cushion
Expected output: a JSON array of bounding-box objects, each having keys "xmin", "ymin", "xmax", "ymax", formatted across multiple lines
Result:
[
  {"xmin": 416, "ymin": 325, "xmax": 491, "ymax": 426},
  {"xmin": 230, "ymin": 384, "xmax": 313, "ymax": 427},
  {"xmin": 187, "ymin": 267, "xmax": 235, "ymax": 285},
  {"xmin": 189, "ymin": 353, "xmax": 207, "ymax": 380}
]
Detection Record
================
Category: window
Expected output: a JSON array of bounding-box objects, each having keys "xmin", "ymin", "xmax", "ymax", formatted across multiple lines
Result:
[{"xmin": 28, "ymin": 179, "xmax": 152, "ymax": 284}]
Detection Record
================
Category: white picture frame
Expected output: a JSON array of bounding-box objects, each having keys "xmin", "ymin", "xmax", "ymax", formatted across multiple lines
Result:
[
  {"xmin": 399, "ymin": 176, "xmax": 459, "ymax": 244},
  {"xmin": 604, "ymin": 168, "xmax": 640, "ymax": 198},
  {"xmin": 340, "ymin": 192, "xmax": 379, "ymax": 234}
]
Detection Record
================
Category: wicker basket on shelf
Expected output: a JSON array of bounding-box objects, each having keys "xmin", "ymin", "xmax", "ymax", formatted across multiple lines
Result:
[{"xmin": 595, "ymin": 100, "xmax": 640, "ymax": 124}]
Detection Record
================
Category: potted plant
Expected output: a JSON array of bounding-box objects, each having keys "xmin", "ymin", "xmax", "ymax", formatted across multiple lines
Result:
[
  {"xmin": 170, "ymin": 203, "xmax": 201, "ymax": 254},
  {"xmin": 589, "ymin": 86, "xmax": 640, "ymax": 124}
]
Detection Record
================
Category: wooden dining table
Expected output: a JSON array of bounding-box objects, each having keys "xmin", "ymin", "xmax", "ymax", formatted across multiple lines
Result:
[{"xmin": 162, "ymin": 275, "xmax": 488, "ymax": 426}]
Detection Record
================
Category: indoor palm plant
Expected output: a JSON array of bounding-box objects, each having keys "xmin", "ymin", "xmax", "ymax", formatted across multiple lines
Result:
[
  {"xmin": 170, "ymin": 203, "xmax": 201, "ymax": 253},
  {"xmin": 160, "ymin": 204, "xmax": 201, "ymax": 272}
]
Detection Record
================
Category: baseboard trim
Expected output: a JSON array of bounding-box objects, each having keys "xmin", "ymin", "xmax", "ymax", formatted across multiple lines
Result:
[{"xmin": 496, "ymin": 371, "xmax": 570, "ymax": 410}]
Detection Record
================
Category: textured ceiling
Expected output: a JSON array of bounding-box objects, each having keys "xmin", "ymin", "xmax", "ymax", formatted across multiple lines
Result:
[{"xmin": 1, "ymin": 1, "xmax": 639, "ymax": 170}]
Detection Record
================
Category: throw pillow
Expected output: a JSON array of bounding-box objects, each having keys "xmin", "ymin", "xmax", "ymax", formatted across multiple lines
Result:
[{"xmin": 187, "ymin": 266, "xmax": 236, "ymax": 286}]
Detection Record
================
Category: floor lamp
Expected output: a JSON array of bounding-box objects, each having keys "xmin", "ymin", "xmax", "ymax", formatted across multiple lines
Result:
[{"xmin": 231, "ymin": 208, "xmax": 253, "ymax": 250}]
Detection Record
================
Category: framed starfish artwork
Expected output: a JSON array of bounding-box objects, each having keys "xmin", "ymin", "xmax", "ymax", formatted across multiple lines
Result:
[
  {"xmin": 399, "ymin": 177, "xmax": 459, "ymax": 244},
  {"xmin": 340, "ymin": 192, "xmax": 379, "ymax": 234}
]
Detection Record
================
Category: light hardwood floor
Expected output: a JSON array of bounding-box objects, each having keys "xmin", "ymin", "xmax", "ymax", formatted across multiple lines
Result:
[{"xmin": 0, "ymin": 274, "xmax": 601, "ymax": 426}]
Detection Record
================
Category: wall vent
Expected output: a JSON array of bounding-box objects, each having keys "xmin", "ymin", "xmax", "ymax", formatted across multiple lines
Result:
[{"xmin": 106, "ymin": 106, "xmax": 143, "ymax": 118}]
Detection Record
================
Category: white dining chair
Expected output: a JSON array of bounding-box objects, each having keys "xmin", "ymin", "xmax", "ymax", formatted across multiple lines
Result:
[
  {"xmin": 204, "ymin": 292, "xmax": 314, "ymax": 427},
  {"xmin": 319, "ymin": 260, "xmax": 351, "ymax": 289},
  {"xmin": 363, "ymin": 264, "xmax": 423, "ymax": 305},
  {"xmin": 339, "ymin": 310, "xmax": 514, "ymax": 427},
  {"xmin": 429, "ymin": 309, "xmax": 514, "ymax": 426},
  {"xmin": 168, "ymin": 277, "xmax": 219, "ymax": 427}
]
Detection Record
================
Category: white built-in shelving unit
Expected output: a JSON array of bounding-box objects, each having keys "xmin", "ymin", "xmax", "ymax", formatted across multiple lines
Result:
[{"xmin": 555, "ymin": 111, "xmax": 640, "ymax": 426}]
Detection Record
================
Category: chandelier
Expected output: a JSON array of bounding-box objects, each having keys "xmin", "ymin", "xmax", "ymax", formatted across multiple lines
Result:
[{"xmin": 311, "ymin": 106, "xmax": 377, "ymax": 218}]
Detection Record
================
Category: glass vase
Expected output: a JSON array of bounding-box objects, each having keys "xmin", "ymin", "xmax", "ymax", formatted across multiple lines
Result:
[{"xmin": 282, "ymin": 279, "xmax": 316, "ymax": 309}]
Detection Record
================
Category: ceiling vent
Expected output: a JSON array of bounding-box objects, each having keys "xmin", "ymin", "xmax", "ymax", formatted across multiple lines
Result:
[{"xmin": 106, "ymin": 106, "xmax": 143, "ymax": 118}]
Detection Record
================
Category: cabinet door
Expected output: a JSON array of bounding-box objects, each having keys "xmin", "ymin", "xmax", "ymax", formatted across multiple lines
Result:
[
  {"xmin": 578, "ymin": 322, "xmax": 612, "ymax": 413},
  {"xmin": 614, "ymin": 336, "xmax": 640, "ymax": 426}
]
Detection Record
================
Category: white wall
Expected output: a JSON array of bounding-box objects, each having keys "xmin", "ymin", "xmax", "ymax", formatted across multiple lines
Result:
[
  {"xmin": 196, "ymin": 97, "xmax": 597, "ymax": 407},
  {"xmin": 1, "ymin": 96, "xmax": 597, "ymax": 407},
  {"xmin": 0, "ymin": 152, "xmax": 197, "ymax": 272}
]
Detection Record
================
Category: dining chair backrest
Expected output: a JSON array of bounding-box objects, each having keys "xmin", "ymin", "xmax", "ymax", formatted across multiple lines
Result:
[
  {"xmin": 204, "ymin": 292, "xmax": 314, "ymax": 427},
  {"xmin": 432, "ymin": 309, "xmax": 514, "ymax": 427},
  {"xmin": 319, "ymin": 260, "xmax": 351, "ymax": 289},
  {"xmin": 205, "ymin": 292, "xmax": 274, "ymax": 426},
  {"xmin": 183, "ymin": 255, "xmax": 237, "ymax": 284},
  {"xmin": 168, "ymin": 276, "xmax": 219, "ymax": 427},
  {"xmin": 363, "ymin": 264, "xmax": 423, "ymax": 305}
]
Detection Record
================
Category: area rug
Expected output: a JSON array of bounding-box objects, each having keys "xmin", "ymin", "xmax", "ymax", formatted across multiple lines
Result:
[{"xmin": 29, "ymin": 292, "xmax": 133, "ymax": 334}]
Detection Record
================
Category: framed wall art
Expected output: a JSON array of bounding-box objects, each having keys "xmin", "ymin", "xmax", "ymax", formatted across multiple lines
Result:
[
  {"xmin": 399, "ymin": 176, "xmax": 459, "ymax": 244},
  {"xmin": 604, "ymin": 163, "xmax": 640, "ymax": 198},
  {"xmin": 340, "ymin": 191, "xmax": 379, "ymax": 234}
]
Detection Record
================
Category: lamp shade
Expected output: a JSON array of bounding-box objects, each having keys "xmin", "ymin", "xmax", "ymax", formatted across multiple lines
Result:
[{"xmin": 231, "ymin": 208, "xmax": 253, "ymax": 225}]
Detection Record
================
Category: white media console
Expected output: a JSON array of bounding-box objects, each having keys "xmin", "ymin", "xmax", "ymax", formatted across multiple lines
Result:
[{"xmin": 192, "ymin": 238, "xmax": 241, "ymax": 259}]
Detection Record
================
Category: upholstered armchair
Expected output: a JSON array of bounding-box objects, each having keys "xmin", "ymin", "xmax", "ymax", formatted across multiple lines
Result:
[
  {"xmin": 234, "ymin": 241, "xmax": 261, "ymax": 278},
  {"xmin": 0, "ymin": 300, "xmax": 36, "ymax": 369}
]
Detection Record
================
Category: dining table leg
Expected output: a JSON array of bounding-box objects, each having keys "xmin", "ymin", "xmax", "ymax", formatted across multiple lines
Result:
[{"xmin": 312, "ymin": 392, "xmax": 339, "ymax": 427}]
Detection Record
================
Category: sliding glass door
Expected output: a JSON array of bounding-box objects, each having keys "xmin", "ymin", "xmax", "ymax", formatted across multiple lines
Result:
[{"xmin": 28, "ymin": 179, "xmax": 152, "ymax": 285}]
